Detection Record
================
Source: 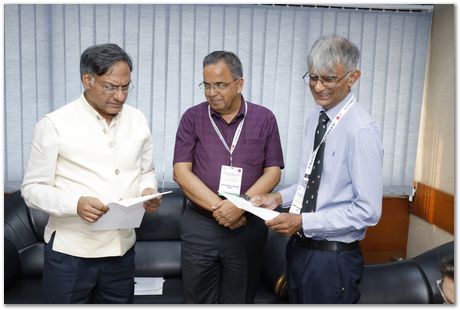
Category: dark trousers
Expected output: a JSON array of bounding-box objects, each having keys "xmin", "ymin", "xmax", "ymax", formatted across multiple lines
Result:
[
  {"xmin": 180, "ymin": 206, "xmax": 267, "ymax": 303},
  {"xmin": 42, "ymin": 233, "xmax": 135, "ymax": 304},
  {"xmin": 286, "ymin": 236, "xmax": 364, "ymax": 304}
]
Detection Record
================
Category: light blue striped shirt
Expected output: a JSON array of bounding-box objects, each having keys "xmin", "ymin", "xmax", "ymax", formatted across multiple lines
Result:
[{"xmin": 279, "ymin": 92, "xmax": 383, "ymax": 243}]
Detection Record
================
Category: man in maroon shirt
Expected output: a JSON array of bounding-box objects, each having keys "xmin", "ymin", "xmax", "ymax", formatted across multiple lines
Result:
[{"xmin": 173, "ymin": 51, "xmax": 284, "ymax": 303}]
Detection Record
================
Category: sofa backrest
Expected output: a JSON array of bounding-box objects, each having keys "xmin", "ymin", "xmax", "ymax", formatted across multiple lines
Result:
[
  {"xmin": 358, "ymin": 260, "xmax": 431, "ymax": 303},
  {"xmin": 4, "ymin": 189, "xmax": 185, "ymax": 278},
  {"xmin": 28, "ymin": 208, "xmax": 49, "ymax": 242},
  {"xmin": 261, "ymin": 232, "xmax": 289, "ymax": 300},
  {"xmin": 135, "ymin": 189, "xmax": 184, "ymax": 241},
  {"xmin": 5, "ymin": 188, "xmax": 185, "ymax": 244},
  {"xmin": 134, "ymin": 188, "xmax": 185, "ymax": 277}
]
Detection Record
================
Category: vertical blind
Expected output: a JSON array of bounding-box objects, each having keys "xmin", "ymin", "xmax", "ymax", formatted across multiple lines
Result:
[{"xmin": 4, "ymin": 4, "xmax": 432, "ymax": 195}]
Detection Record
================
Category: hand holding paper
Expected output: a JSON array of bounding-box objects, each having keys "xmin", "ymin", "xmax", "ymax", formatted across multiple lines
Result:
[
  {"xmin": 142, "ymin": 188, "xmax": 163, "ymax": 212},
  {"xmin": 77, "ymin": 196, "xmax": 109, "ymax": 223},
  {"xmin": 219, "ymin": 192, "xmax": 280, "ymax": 221},
  {"xmin": 92, "ymin": 191, "xmax": 173, "ymax": 231}
]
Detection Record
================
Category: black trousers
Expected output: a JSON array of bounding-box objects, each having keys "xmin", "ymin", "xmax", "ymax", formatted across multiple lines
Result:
[
  {"xmin": 42, "ymin": 233, "xmax": 135, "ymax": 304},
  {"xmin": 180, "ymin": 206, "xmax": 267, "ymax": 303},
  {"xmin": 286, "ymin": 236, "xmax": 364, "ymax": 304}
]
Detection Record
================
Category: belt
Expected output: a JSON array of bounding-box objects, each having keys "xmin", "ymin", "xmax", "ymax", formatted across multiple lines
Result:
[
  {"xmin": 187, "ymin": 200, "xmax": 214, "ymax": 219},
  {"xmin": 293, "ymin": 234, "xmax": 360, "ymax": 251}
]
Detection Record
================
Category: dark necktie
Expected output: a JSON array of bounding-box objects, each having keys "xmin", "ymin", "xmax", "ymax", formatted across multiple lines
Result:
[{"xmin": 302, "ymin": 111, "xmax": 329, "ymax": 213}]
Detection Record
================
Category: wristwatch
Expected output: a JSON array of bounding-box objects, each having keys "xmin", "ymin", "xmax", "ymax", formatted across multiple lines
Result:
[{"xmin": 240, "ymin": 194, "xmax": 251, "ymax": 201}]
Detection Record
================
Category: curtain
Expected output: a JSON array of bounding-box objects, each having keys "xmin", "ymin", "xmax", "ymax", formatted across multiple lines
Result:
[{"xmin": 4, "ymin": 4, "xmax": 432, "ymax": 195}]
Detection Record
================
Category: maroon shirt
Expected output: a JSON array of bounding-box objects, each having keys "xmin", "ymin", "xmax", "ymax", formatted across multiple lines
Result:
[{"xmin": 173, "ymin": 97, "xmax": 284, "ymax": 194}]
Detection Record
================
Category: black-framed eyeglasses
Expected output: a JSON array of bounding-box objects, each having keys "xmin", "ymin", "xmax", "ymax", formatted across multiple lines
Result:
[
  {"xmin": 92, "ymin": 75, "xmax": 134, "ymax": 95},
  {"xmin": 302, "ymin": 70, "xmax": 354, "ymax": 87},
  {"xmin": 198, "ymin": 78, "xmax": 240, "ymax": 91},
  {"xmin": 437, "ymin": 279, "xmax": 453, "ymax": 304}
]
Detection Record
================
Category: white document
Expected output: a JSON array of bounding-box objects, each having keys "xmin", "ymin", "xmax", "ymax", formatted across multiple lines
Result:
[
  {"xmin": 92, "ymin": 191, "xmax": 173, "ymax": 231},
  {"xmin": 134, "ymin": 277, "xmax": 165, "ymax": 295},
  {"xmin": 219, "ymin": 192, "xmax": 280, "ymax": 221}
]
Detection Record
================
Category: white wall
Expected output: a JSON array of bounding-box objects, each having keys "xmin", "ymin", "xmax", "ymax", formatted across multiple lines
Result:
[
  {"xmin": 407, "ymin": 215, "xmax": 454, "ymax": 258},
  {"xmin": 409, "ymin": 4, "xmax": 454, "ymax": 257}
]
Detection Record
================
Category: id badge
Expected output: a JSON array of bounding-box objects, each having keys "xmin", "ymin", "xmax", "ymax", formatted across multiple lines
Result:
[
  {"xmin": 218, "ymin": 165, "xmax": 243, "ymax": 195},
  {"xmin": 289, "ymin": 184, "xmax": 306, "ymax": 214}
]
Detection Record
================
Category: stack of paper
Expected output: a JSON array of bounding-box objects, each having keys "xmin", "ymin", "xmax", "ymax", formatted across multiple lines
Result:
[{"xmin": 134, "ymin": 277, "xmax": 165, "ymax": 295}]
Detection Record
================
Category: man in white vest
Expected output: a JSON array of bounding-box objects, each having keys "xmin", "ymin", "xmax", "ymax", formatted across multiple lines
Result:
[{"xmin": 21, "ymin": 43, "xmax": 161, "ymax": 303}]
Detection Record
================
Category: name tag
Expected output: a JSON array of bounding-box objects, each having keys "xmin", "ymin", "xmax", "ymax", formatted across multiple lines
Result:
[
  {"xmin": 289, "ymin": 184, "xmax": 306, "ymax": 214},
  {"xmin": 218, "ymin": 165, "xmax": 243, "ymax": 195}
]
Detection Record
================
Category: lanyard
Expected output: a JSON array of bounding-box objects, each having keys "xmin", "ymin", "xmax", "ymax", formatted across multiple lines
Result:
[
  {"xmin": 208, "ymin": 100, "xmax": 248, "ymax": 167},
  {"xmin": 303, "ymin": 95, "xmax": 355, "ymax": 181}
]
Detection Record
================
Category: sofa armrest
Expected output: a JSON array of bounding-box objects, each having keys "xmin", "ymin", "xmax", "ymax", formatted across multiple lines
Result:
[
  {"xmin": 261, "ymin": 231, "xmax": 289, "ymax": 301},
  {"xmin": 4, "ymin": 237, "xmax": 22, "ymax": 290},
  {"xmin": 4, "ymin": 191, "xmax": 39, "ymax": 250},
  {"xmin": 412, "ymin": 240, "xmax": 454, "ymax": 303}
]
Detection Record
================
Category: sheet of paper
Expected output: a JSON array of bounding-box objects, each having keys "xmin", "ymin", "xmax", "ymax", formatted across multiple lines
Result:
[
  {"xmin": 92, "ymin": 191, "xmax": 173, "ymax": 231},
  {"xmin": 134, "ymin": 277, "xmax": 165, "ymax": 295},
  {"xmin": 219, "ymin": 192, "xmax": 280, "ymax": 221}
]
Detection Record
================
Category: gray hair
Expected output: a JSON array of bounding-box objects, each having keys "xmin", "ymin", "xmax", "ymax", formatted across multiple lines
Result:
[
  {"xmin": 80, "ymin": 43, "xmax": 132, "ymax": 78},
  {"xmin": 307, "ymin": 35, "xmax": 360, "ymax": 74},
  {"xmin": 203, "ymin": 51, "xmax": 243, "ymax": 80}
]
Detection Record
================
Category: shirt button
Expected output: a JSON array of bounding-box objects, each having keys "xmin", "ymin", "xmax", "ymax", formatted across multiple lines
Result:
[{"xmin": 115, "ymin": 169, "xmax": 120, "ymax": 175}]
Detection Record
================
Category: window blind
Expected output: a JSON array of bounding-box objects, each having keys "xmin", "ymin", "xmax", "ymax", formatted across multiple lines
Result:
[{"xmin": 4, "ymin": 4, "xmax": 432, "ymax": 195}]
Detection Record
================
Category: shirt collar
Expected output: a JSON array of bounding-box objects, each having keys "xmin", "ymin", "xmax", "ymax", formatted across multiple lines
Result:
[
  {"xmin": 210, "ymin": 95, "xmax": 246, "ymax": 122},
  {"xmin": 320, "ymin": 92, "xmax": 354, "ymax": 121},
  {"xmin": 80, "ymin": 92, "xmax": 123, "ymax": 124}
]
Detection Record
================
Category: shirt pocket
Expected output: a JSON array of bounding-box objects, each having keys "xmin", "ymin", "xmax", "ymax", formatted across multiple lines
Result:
[
  {"xmin": 322, "ymin": 147, "xmax": 348, "ymax": 182},
  {"xmin": 240, "ymin": 137, "xmax": 266, "ymax": 167}
]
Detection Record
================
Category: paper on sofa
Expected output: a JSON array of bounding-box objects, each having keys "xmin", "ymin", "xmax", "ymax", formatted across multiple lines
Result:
[{"xmin": 134, "ymin": 277, "xmax": 165, "ymax": 295}]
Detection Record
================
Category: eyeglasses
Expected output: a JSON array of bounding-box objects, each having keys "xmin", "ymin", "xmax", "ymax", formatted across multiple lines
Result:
[
  {"xmin": 198, "ymin": 78, "xmax": 240, "ymax": 91},
  {"xmin": 92, "ymin": 75, "xmax": 134, "ymax": 95},
  {"xmin": 302, "ymin": 70, "xmax": 354, "ymax": 88},
  {"xmin": 437, "ymin": 279, "xmax": 453, "ymax": 304}
]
